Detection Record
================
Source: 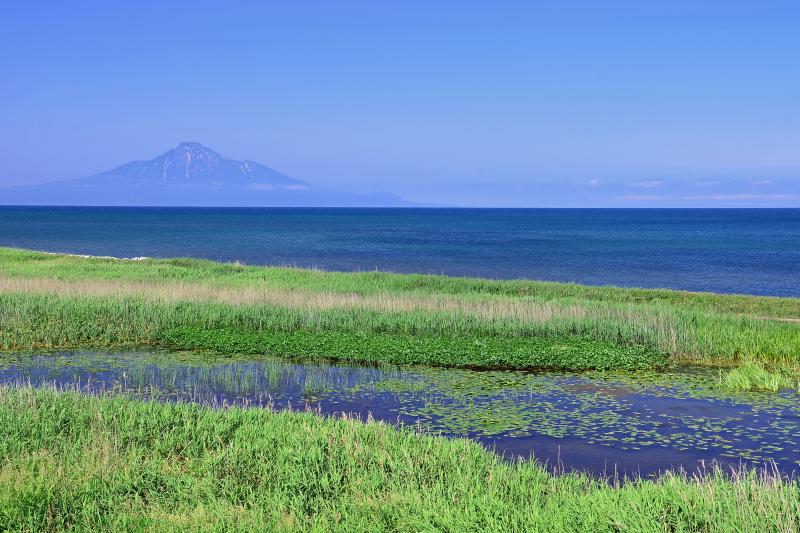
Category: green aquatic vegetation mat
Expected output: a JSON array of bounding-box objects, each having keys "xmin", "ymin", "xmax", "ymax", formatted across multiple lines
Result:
[{"xmin": 162, "ymin": 325, "xmax": 667, "ymax": 370}]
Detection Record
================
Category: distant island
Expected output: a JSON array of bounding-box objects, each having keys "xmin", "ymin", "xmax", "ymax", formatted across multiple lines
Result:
[{"xmin": 0, "ymin": 142, "xmax": 414, "ymax": 207}]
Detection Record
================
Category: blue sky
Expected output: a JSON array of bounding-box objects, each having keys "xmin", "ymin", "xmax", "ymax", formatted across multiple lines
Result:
[{"xmin": 1, "ymin": 1, "xmax": 799, "ymax": 207}]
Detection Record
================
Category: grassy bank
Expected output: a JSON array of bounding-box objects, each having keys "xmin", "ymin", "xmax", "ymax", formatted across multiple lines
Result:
[
  {"xmin": 720, "ymin": 362, "xmax": 800, "ymax": 392},
  {"xmin": 1, "ymin": 247, "xmax": 799, "ymax": 370},
  {"xmin": 0, "ymin": 386, "xmax": 797, "ymax": 532}
]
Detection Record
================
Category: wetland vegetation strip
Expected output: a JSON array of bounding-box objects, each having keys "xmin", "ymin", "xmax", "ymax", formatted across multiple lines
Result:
[
  {"xmin": 1, "ymin": 247, "xmax": 799, "ymax": 371},
  {"xmin": 3, "ymin": 350, "xmax": 800, "ymax": 477},
  {"xmin": 1, "ymin": 385, "xmax": 799, "ymax": 532}
]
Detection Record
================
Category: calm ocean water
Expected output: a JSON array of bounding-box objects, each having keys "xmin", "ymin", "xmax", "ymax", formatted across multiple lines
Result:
[{"xmin": 0, "ymin": 207, "xmax": 798, "ymax": 297}]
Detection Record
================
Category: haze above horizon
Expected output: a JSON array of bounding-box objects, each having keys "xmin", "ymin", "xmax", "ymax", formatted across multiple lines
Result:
[{"xmin": 1, "ymin": 1, "xmax": 799, "ymax": 207}]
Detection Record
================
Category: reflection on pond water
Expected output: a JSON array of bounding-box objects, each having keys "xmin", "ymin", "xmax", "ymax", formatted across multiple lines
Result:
[{"xmin": 2, "ymin": 350, "xmax": 799, "ymax": 477}]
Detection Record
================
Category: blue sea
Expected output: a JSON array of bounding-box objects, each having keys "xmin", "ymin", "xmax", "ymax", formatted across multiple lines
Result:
[{"xmin": 0, "ymin": 207, "xmax": 798, "ymax": 297}]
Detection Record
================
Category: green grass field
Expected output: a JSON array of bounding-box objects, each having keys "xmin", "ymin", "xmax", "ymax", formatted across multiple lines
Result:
[
  {"xmin": 1, "ymin": 386, "xmax": 797, "ymax": 532},
  {"xmin": 1, "ymin": 247, "xmax": 798, "ymax": 371},
  {"xmin": 2, "ymin": 248, "xmax": 800, "ymax": 530}
]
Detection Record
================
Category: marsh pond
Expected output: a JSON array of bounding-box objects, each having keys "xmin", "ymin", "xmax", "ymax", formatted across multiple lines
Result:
[{"xmin": 3, "ymin": 349, "xmax": 799, "ymax": 478}]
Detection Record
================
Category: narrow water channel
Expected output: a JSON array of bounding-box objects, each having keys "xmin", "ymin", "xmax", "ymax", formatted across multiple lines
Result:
[{"xmin": 2, "ymin": 350, "xmax": 799, "ymax": 477}]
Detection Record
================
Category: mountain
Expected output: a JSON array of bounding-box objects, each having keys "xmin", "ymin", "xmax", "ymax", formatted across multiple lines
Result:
[{"xmin": 0, "ymin": 142, "xmax": 413, "ymax": 207}]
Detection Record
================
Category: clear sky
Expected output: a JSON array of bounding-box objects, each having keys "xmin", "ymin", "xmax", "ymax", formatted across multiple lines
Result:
[{"xmin": 1, "ymin": 1, "xmax": 799, "ymax": 207}]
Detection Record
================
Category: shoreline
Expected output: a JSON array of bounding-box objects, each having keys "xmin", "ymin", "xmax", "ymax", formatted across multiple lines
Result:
[
  {"xmin": 41, "ymin": 250, "xmax": 151, "ymax": 261},
  {"xmin": 13, "ymin": 246, "xmax": 800, "ymax": 302}
]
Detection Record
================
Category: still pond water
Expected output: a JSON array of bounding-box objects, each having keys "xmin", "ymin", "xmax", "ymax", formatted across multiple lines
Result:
[{"xmin": 3, "ymin": 350, "xmax": 799, "ymax": 478}]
